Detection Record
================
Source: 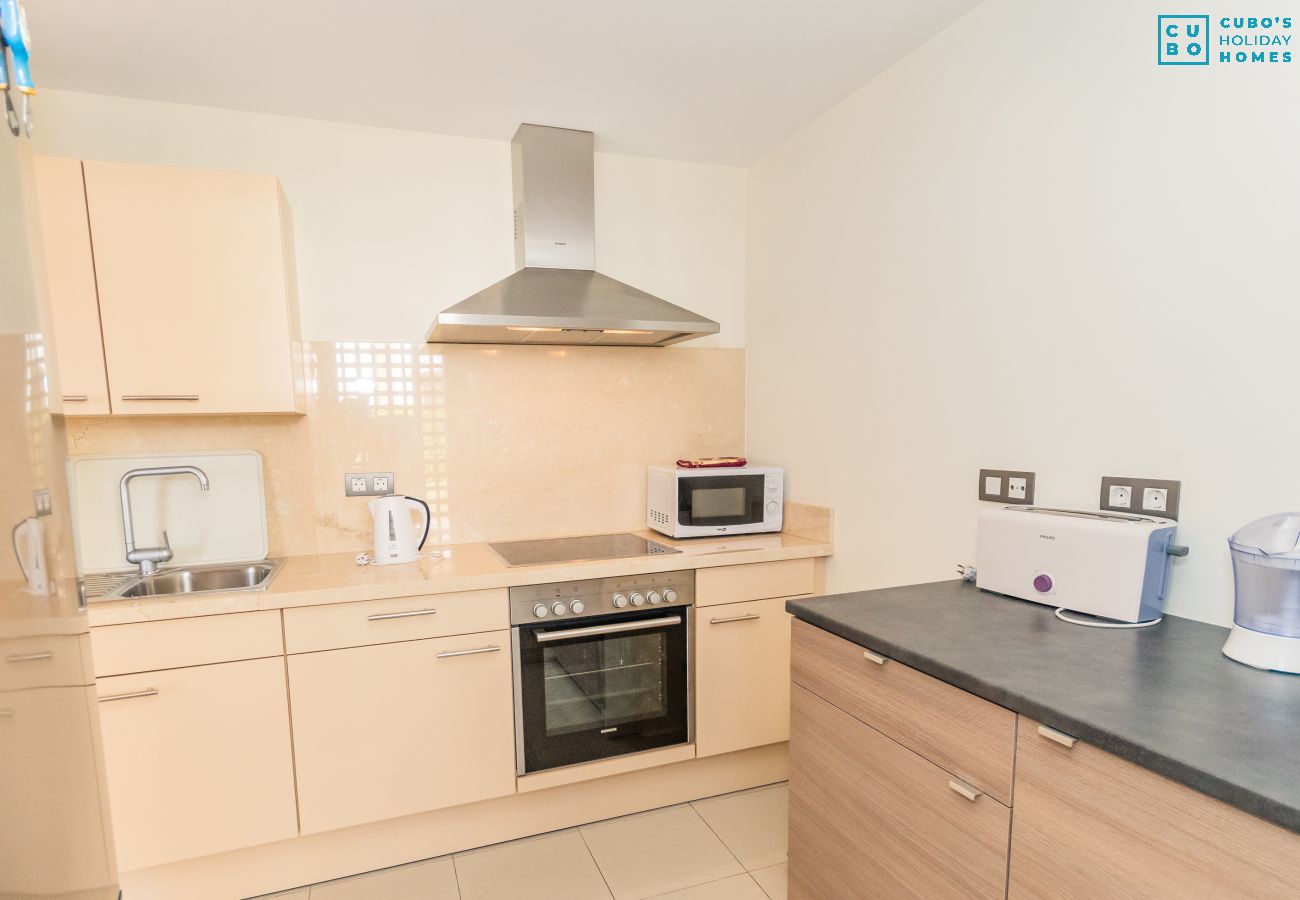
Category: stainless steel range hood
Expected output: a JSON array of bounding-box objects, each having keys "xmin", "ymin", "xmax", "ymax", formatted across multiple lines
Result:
[{"xmin": 426, "ymin": 125, "xmax": 720, "ymax": 347}]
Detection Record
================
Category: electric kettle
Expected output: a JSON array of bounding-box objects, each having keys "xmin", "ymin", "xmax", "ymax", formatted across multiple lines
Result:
[
  {"xmin": 11, "ymin": 516, "xmax": 50, "ymax": 595},
  {"xmin": 367, "ymin": 495, "xmax": 431, "ymax": 565}
]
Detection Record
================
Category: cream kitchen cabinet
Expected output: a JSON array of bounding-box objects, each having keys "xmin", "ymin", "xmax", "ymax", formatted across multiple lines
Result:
[
  {"xmin": 287, "ymin": 630, "xmax": 516, "ymax": 834},
  {"xmin": 31, "ymin": 155, "xmax": 111, "ymax": 415},
  {"xmin": 95, "ymin": 656, "xmax": 299, "ymax": 871},
  {"xmin": 695, "ymin": 595, "xmax": 793, "ymax": 757},
  {"xmin": 33, "ymin": 156, "xmax": 304, "ymax": 416}
]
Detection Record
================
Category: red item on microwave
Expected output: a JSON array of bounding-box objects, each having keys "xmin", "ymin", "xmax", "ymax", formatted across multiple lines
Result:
[{"xmin": 675, "ymin": 457, "xmax": 748, "ymax": 469}]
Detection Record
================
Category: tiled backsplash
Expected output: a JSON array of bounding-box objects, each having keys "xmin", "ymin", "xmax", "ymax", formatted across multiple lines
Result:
[{"xmin": 65, "ymin": 342, "xmax": 745, "ymax": 557}]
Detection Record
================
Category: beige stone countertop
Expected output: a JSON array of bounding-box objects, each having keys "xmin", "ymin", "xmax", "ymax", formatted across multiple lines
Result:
[{"xmin": 86, "ymin": 530, "xmax": 831, "ymax": 627}]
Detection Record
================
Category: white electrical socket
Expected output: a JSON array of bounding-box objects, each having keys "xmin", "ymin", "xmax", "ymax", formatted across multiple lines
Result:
[
  {"xmin": 1144, "ymin": 487, "xmax": 1168, "ymax": 513},
  {"xmin": 372, "ymin": 475, "xmax": 391, "ymax": 494},
  {"xmin": 349, "ymin": 476, "xmax": 368, "ymax": 493},
  {"xmin": 984, "ymin": 475, "xmax": 1002, "ymax": 496},
  {"xmin": 1007, "ymin": 477, "xmax": 1027, "ymax": 500},
  {"xmin": 1109, "ymin": 485, "xmax": 1132, "ymax": 509}
]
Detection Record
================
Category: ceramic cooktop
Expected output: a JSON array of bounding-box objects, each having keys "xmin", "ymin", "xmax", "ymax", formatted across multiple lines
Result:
[{"xmin": 487, "ymin": 532, "xmax": 681, "ymax": 567}]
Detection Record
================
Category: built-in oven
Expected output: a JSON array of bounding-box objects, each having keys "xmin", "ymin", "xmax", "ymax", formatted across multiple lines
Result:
[{"xmin": 511, "ymin": 570, "xmax": 694, "ymax": 776}]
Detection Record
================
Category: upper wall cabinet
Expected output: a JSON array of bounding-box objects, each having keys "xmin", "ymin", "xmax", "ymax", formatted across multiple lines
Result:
[
  {"xmin": 32, "ymin": 156, "xmax": 112, "ymax": 414},
  {"xmin": 34, "ymin": 157, "xmax": 304, "ymax": 416}
]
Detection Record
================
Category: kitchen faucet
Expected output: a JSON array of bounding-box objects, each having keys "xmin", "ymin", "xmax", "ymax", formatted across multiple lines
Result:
[{"xmin": 119, "ymin": 466, "xmax": 210, "ymax": 576}]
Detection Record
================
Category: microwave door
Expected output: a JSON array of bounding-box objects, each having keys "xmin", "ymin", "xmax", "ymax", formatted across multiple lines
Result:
[{"xmin": 680, "ymin": 474, "xmax": 766, "ymax": 528}]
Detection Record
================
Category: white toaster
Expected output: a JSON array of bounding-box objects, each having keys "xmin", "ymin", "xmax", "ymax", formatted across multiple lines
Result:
[{"xmin": 976, "ymin": 506, "xmax": 1183, "ymax": 623}]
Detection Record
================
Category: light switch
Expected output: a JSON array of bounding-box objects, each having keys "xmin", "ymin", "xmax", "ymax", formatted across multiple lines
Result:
[{"xmin": 984, "ymin": 475, "xmax": 1002, "ymax": 496}]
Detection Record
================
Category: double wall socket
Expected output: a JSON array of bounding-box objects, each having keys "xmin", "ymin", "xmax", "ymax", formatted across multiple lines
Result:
[
  {"xmin": 1100, "ymin": 476, "xmax": 1181, "ymax": 520},
  {"xmin": 344, "ymin": 472, "xmax": 396, "ymax": 497},
  {"xmin": 979, "ymin": 469, "xmax": 1036, "ymax": 505}
]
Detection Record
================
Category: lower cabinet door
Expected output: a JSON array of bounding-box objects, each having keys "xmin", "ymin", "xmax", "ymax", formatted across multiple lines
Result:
[
  {"xmin": 789, "ymin": 684, "xmax": 1010, "ymax": 900},
  {"xmin": 695, "ymin": 596, "xmax": 793, "ymax": 757},
  {"xmin": 288, "ymin": 630, "xmax": 516, "ymax": 834},
  {"xmin": 96, "ymin": 657, "xmax": 299, "ymax": 870},
  {"xmin": 1009, "ymin": 719, "xmax": 1300, "ymax": 899}
]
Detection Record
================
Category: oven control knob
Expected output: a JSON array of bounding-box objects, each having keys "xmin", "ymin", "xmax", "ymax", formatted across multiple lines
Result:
[
  {"xmin": 663, "ymin": 589, "xmax": 678, "ymax": 604},
  {"xmin": 612, "ymin": 593, "xmax": 628, "ymax": 608},
  {"xmin": 647, "ymin": 591, "xmax": 662, "ymax": 605},
  {"xmin": 629, "ymin": 592, "xmax": 646, "ymax": 606},
  {"xmin": 532, "ymin": 603, "xmax": 549, "ymax": 619},
  {"xmin": 569, "ymin": 599, "xmax": 585, "ymax": 614},
  {"xmin": 552, "ymin": 601, "xmax": 567, "ymax": 616}
]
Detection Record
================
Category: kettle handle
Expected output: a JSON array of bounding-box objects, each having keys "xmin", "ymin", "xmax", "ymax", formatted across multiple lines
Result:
[{"xmin": 404, "ymin": 496, "xmax": 431, "ymax": 551}]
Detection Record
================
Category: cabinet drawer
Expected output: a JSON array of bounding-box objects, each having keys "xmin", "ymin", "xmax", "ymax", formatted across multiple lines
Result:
[
  {"xmin": 1009, "ymin": 718, "xmax": 1300, "ymax": 899},
  {"xmin": 696, "ymin": 558, "xmax": 814, "ymax": 608},
  {"xmin": 789, "ymin": 684, "xmax": 1010, "ymax": 899},
  {"xmin": 0, "ymin": 634, "xmax": 92, "ymax": 691},
  {"xmin": 91, "ymin": 611, "xmax": 284, "ymax": 676},
  {"xmin": 283, "ymin": 589, "xmax": 508, "ymax": 654},
  {"xmin": 695, "ymin": 596, "xmax": 792, "ymax": 757},
  {"xmin": 791, "ymin": 618, "xmax": 1015, "ymax": 805}
]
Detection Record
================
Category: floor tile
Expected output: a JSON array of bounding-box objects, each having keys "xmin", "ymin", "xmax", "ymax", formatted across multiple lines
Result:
[
  {"xmin": 580, "ymin": 804, "xmax": 744, "ymax": 900},
  {"xmin": 691, "ymin": 784, "xmax": 788, "ymax": 870},
  {"xmin": 749, "ymin": 863, "xmax": 787, "ymax": 900},
  {"xmin": 652, "ymin": 873, "xmax": 768, "ymax": 899},
  {"xmin": 309, "ymin": 856, "xmax": 459, "ymax": 900},
  {"xmin": 455, "ymin": 828, "xmax": 611, "ymax": 900}
]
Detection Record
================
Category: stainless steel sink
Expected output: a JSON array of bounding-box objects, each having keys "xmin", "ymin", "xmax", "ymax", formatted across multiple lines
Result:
[{"xmin": 108, "ymin": 560, "xmax": 282, "ymax": 599}]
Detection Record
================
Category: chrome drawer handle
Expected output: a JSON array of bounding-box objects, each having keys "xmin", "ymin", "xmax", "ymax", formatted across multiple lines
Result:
[
  {"xmin": 436, "ymin": 645, "xmax": 501, "ymax": 659},
  {"xmin": 0, "ymin": 709, "xmax": 14, "ymax": 718},
  {"xmin": 367, "ymin": 608, "xmax": 437, "ymax": 621},
  {"xmin": 120, "ymin": 394, "xmax": 200, "ymax": 402},
  {"xmin": 710, "ymin": 613, "xmax": 761, "ymax": 625},
  {"xmin": 863, "ymin": 649, "xmax": 888, "ymax": 665},
  {"xmin": 948, "ymin": 779, "xmax": 983, "ymax": 802},
  {"xmin": 6, "ymin": 652, "xmax": 54, "ymax": 663},
  {"xmin": 62, "ymin": 394, "xmax": 89, "ymax": 402},
  {"xmin": 98, "ymin": 688, "xmax": 159, "ymax": 703},
  {"xmin": 1037, "ymin": 724, "xmax": 1078, "ymax": 748}
]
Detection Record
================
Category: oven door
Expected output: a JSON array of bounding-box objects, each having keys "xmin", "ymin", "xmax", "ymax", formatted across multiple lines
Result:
[
  {"xmin": 514, "ymin": 607, "xmax": 691, "ymax": 775},
  {"xmin": 678, "ymin": 472, "xmax": 767, "ymax": 529}
]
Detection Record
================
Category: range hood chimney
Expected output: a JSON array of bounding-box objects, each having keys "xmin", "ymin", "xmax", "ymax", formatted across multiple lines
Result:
[{"xmin": 425, "ymin": 124, "xmax": 720, "ymax": 347}]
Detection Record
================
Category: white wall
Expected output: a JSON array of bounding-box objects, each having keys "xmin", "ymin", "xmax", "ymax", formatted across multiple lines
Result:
[
  {"xmin": 32, "ymin": 90, "xmax": 746, "ymax": 346},
  {"xmin": 746, "ymin": 0, "xmax": 1300, "ymax": 626}
]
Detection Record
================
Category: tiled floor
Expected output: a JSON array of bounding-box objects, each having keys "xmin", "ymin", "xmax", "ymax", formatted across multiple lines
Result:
[{"xmin": 255, "ymin": 782, "xmax": 788, "ymax": 900}]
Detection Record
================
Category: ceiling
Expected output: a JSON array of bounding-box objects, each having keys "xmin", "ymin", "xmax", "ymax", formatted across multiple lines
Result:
[{"xmin": 27, "ymin": 0, "xmax": 980, "ymax": 166}]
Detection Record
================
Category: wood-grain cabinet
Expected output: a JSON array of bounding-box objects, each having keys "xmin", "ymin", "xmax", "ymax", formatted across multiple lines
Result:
[
  {"xmin": 32, "ymin": 156, "xmax": 303, "ymax": 416},
  {"xmin": 788, "ymin": 620, "xmax": 1300, "ymax": 899}
]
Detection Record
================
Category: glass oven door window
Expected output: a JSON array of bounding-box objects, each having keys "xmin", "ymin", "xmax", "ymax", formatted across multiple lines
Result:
[
  {"xmin": 543, "ymin": 629, "xmax": 669, "ymax": 737},
  {"xmin": 518, "ymin": 610, "xmax": 689, "ymax": 774},
  {"xmin": 679, "ymin": 474, "xmax": 765, "ymax": 527}
]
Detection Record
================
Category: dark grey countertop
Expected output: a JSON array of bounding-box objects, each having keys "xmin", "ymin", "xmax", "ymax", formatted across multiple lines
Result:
[{"xmin": 787, "ymin": 579, "xmax": 1300, "ymax": 834}]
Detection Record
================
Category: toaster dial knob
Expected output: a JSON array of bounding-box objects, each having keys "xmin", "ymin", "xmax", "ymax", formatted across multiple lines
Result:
[
  {"xmin": 569, "ymin": 599, "xmax": 585, "ymax": 614},
  {"xmin": 532, "ymin": 603, "xmax": 549, "ymax": 619},
  {"xmin": 629, "ymin": 592, "xmax": 646, "ymax": 606},
  {"xmin": 612, "ymin": 593, "xmax": 628, "ymax": 608},
  {"xmin": 647, "ymin": 591, "xmax": 662, "ymax": 605},
  {"xmin": 663, "ymin": 589, "xmax": 678, "ymax": 604},
  {"xmin": 1033, "ymin": 573, "xmax": 1054, "ymax": 594},
  {"xmin": 552, "ymin": 601, "xmax": 567, "ymax": 616}
]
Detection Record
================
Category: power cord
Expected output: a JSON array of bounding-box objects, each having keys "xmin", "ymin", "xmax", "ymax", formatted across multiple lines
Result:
[{"xmin": 1054, "ymin": 608, "xmax": 1162, "ymax": 629}]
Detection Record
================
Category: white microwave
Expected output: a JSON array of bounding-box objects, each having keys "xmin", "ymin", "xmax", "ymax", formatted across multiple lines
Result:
[{"xmin": 647, "ymin": 466, "xmax": 783, "ymax": 538}]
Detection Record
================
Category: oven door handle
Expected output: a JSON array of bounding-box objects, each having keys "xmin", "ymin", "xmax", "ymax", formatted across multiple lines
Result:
[{"xmin": 535, "ymin": 615, "xmax": 683, "ymax": 643}]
